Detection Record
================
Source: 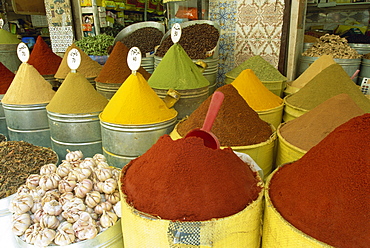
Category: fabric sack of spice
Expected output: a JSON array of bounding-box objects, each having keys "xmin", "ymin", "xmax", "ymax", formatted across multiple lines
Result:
[
  {"xmin": 120, "ymin": 134, "xmax": 264, "ymax": 247},
  {"xmin": 263, "ymin": 113, "xmax": 370, "ymax": 248}
]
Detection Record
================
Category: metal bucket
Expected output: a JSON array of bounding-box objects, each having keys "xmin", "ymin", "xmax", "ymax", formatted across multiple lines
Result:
[
  {"xmin": 152, "ymin": 86, "xmax": 210, "ymax": 120},
  {"xmin": 349, "ymin": 43, "xmax": 370, "ymax": 55},
  {"xmin": 57, "ymin": 77, "xmax": 96, "ymax": 89},
  {"xmin": 303, "ymin": 42, "xmax": 314, "ymax": 52},
  {"xmin": 0, "ymin": 194, "xmax": 17, "ymax": 247},
  {"xmin": 358, "ymin": 58, "xmax": 370, "ymax": 86},
  {"xmin": 100, "ymin": 116, "xmax": 177, "ymax": 168},
  {"xmin": 47, "ymin": 111, "xmax": 103, "ymax": 160},
  {"xmin": 0, "ymin": 95, "xmax": 9, "ymax": 140},
  {"xmin": 14, "ymin": 219, "xmax": 123, "ymax": 248},
  {"xmin": 0, "ymin": 43, "xmax": 21, "ymax": 73},
  {"xmin": 141, "ymin": 57, "xmax": 155, "ymax": 74},
  {"xmin": 297, "ymin": 56, "xmax": 361, "ymax": 83},
  {"xmin": 95, "ymin": 82, "xmax": 122, "ymax": 100},
  {"xmin": 43, "ymin": 74, "xmax": 61, "ymax": 91},
  {"xmin": 2, "ymin": 103, "xmax": 51, "ymax": 148}
]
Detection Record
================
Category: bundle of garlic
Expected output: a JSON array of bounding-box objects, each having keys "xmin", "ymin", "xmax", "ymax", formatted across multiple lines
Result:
[{"xmin": 9, "ymin": 150, "xmax": 122, "ymax": 247}]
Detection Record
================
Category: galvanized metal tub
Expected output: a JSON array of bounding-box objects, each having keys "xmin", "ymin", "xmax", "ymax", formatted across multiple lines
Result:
[
  {"xmin": 96, "ymin": 82, "xmax": 122, "ymax": 100},
  {"xmin": 152, "ymin": 86, "xmax": 210, "ymax": 120},
  {"xmin": 47, "ymin": 111, "xmax": 103, "ymax": 160},
  {"xmin": 14, "ymin": 219, "xmax": 123, "ymax": 248},
  {"xmin": 0, "ymin": 43, "xmax": 21, "ymax": 73},
  {"xmin": 0, "ymin": 95, "xmax": 9, "ymax": 140},
  {"xmin": 100, "ymin": 116, "xmax": 178, "ymax": 168},
  {"xmin": 358, "ymin": 58, "xmax": 370, "ymax": 86},
  {"xmin": 3, "ymin": 103, "xmax": 51, "ymax": 147},
  {"xmin": 57, "ymin": 77, "xmax": 96, "ymax": 89},
  {"xmin": 349, "ymin": 43, "xmax": 370, "ymax": 55},
  {"xmin": 141, "ymin": 56, "xmax": 155, "ymax": 74},
  {"xmin": 0, "ymin": 193, "xmax": 17, "ymax": 247},
  {"xmin": 43, "ymin": 74, "xmax": 61, "ymax": 90}
]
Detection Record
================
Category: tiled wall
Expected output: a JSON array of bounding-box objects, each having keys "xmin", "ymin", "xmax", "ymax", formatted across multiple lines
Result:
[
  {"xmin": 305, "ymin": 9, "xmax": 369, "ymax": 31},
  {"xmin": 209, "ymin": 0, "xmax": 285, "ymax": 84}
]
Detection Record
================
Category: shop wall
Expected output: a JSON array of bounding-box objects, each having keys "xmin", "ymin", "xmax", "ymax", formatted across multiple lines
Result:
[{"xmin": 209, "ymin": 0, "xmax": 285, "ymax": 83}]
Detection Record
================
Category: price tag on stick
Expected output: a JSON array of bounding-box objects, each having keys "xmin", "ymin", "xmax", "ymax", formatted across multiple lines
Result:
[
  {"xmin": 17, "ymin": 42, "xmax": 30, "ymax": 63},
  {"xmin": 0, "ymin": 19, "xmax": 4, "ymax": 29},
  {"xmin": 171, "ymin": 23, "xmax": 181, "ymax": 44},
  {"xmin": 127, "ymin": 47, "xmax": 142, "ymax": 75},
  {"xmin": 67, "ymin": 48, "xmax": 81, "ymax": 73}
]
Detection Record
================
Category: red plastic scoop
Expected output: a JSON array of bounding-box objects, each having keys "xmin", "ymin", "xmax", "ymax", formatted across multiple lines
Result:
[{"xmin": 185, "ymin": 91, "xmax": 224, "ymax": 149}]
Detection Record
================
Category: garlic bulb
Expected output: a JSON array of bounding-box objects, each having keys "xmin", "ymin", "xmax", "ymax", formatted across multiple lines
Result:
[
  {"xmin": 56, "ymin": 163, "xmax": 71, "ymax": 178},
  {"xmin": 10, "ymin": 194, "xmax": 33, "ymax": 215},
  {"xmin": 86, "ymin": 207, "xmax": 98, "ymax": 220},
  {"xmin": 26, "ymin": 174, "xmax": 41, "ymax": 189},
  {"xmin": 95, "ymin": 167, "xmax": 113, "ymax": 182},
  {"xmin": 74, "ymin": 179, "xmax": 93, "ymax": 198},
  {"xmin": 62, "ymin": 208, "xmax": 82, "ymax": 223},
  {"xmin": 16, "ymin": 184, "xmax": 30, "ymax": 195},
  {"xmin": 33, "ymin": 209, "xmax": 45, "ymax": 223},
  {"xmin": 25, "ymin": 223, "xmax": 42, "ymax": 244},
  {"xmin": 58, "ymin": 179, "xmax": 77, "ymax": 194},
  {"xmin": 66, "ymin": 171, "xmax": 78, "ymax": 181},
  {"xmin": 85, "ymin": 191, "xmax": 101, "ymax": 208},
  {"xmin": 73, "ymin": 212, "xmax": 98, "ymax": 240},
  {"xmin": 41, "ymin": 190, "xmax": 60, "ymax": 206},
  {"xmin": 59, "ymin": 192, "xmax": 74, "ymax": 205},
  {"xmin": 62, "ymin": 197, "xmax": 86, "ymax": 212},
  {"xmin": 96, "ymin": 161, "xmax": 110, "ymax": 169},
  {"xmin": 12, "ymin": 213, "xmax": 31, "ymax": 235},
  {"xmin": 54, "ymin": 222, "xmax": 75, "ymax": 246},
  {"xmin": 100, "ymin": 210, "xmax": 118, "ymax": 228},
  {"xmin": 113, "ymin": 201, "xmax": 122, "ymax": 218},
  {"xmin": 39, "ymin": 163, "xmax": 57, "ymax": 175},
  {"xmin": 94, "ymin": 201, "xmax": 112, "ymax": 215},
  {"xmin": 33, "ymin": 227, "xmax": 56, "ymax": 247},
  {"xmin": 100, "ymin": 178, "xmax": 117, "ymax": 194},
  {"xmin": 93, "ymin": 153, "xmax": 106, "ymax": 163},
  {"xmin": 76, "ymin": 167, "xmax": 92, "ymax": 182},
  {"xmin": 31, "ymin": 201, "xmax": 42, "ymax": 214},
  {"xmin": 40, "ymin": 213, "xmax": 60, "ymax": 229},
  {"xmin": 43, "ymin": 199, "xmax": 62, "ymax": 216},
  {"xmin": 80, "ymin": 158, "xmax": 96, "ymax": 170},
  {"xmin": 65, "ymin": 150, "xmax": 83, "ymax": 162},
  {"xmin": 93, "ymin": 180, "xmax": 103, "ymax": 193},
  {"xmin": 111, "ymin": 169, "xmax": 120, "ymax": 180},
  {"xmin": 106, "ymin": 191, "xmax": 120, "ymax": 205},
  {"xmin": 39, "ymin": 173, "xmax": 61, "ymax": 191},
  {"xmin": 29, "ymin": 186, "xmax": 46, "ymax": 202}
]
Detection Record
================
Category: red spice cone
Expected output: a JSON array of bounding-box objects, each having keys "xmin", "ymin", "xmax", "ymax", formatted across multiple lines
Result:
[
  {"xmin": 28, "ymin": 36, "xmax": 62, "ymax": 75},
  {"xmin": 0, "ymin": 62, "xmax": 15, "ymax": 94},
  {"xmin": 95, "ymin": 41, "xmax": 151, "ymax": 84}
]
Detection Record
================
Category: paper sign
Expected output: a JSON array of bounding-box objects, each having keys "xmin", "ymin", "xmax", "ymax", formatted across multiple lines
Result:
[
  {"xmin": 17, "ymin": 42, "xmax": 30, "ymax": 63},
  {"xmin": 171, "ymin": 23, "xmax": 181, "ymax": 44},
  {"xmin": 67, "ymin": 48, "xmax": 81, "ymax": 72},
  {"xmin": 127, "ymin": 47, "xmax": 142, "ymax": 73}
]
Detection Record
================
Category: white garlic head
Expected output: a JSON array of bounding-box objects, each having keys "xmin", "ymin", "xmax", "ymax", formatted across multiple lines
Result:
[
  {"xmin": 94, "ymin": 201, "xmax": 112, "ymax": 215},
  {"xmin": 100, "ymin": 210, "xmax": 118, "ymax": 228},
  {"xmin": 59, "ymin": 192, "xmax": 75, "ymax": 205},
  {"xmin": 56, "ymin": 163, "xmax": 71, "ymax": 178},
  {"xmin": 85, "ymin": 191, "xmax": 102, "ymax": 208},
  {"xmin": 25, "ymin": 223, "xmax": 42, "ymax": 245},
  {"xmin": 43, "ymin": 199, "xmax": 63, "ymax": 216},
  {"xmin": 33, "ymin": 209, "xmax": 45, "ymax": 223},
  {"xmin": 41, "ymin": 190, "xmax": 60, "ymax": 206},
  {"xmin": 31, "ymin": 201, "xmax": 42, "ymax": 214},
  {"xmin": 73, "ymin": 212, "xmax": 97, "ymax": 240},
  {"xmin": 76, "ymin": 167, "xmax": 92, "ymax": 182},
  {"xmin": 29, "ymin": 186, "xmax": 46, "ymax": 202},
  {"xmin": 58, "ymin": 179, "xmax": 77, "ymax": 194},
  {"xmin": 12, "ymin": 213, "xmax": 32, "ymax": 236},
  {"xmin": 113, "ymin": 201, "xmax": 122, "ymax": 218},
  {"xmin": 95, "ymin": 167, "xmax": 113, "ymax": 182},
  {"xmin": 26, "ymin": 174, "xmax": 41, "ymax": 189},
  {"xmin": 16, "ymin": 184, "xmax": 31, "ymax": 196},
  {"xmin": 39, "ymin": 163, "xmax": 57, "ymax": 175},
  {"xmin": 65, "ymin": 150, "xmax": 84, "ymax": 162},
  {"xmin": 40, "ymin": 213, "xmax": 60, "ymax": 229},
  {"xmin": 10, "ymin": 194, "xmax": 34, "ymax": 215},
  {"xmin": 39, "ymin": 173, "xmax": 61, "ymax": 191},
  {"xmin": 74, "ymin": 179, "xmax": 93, "ymax": 198},
  {"xmin": 33, "ymin": 227, "xmax": 56, "ymax": 247},
  {"xmin": 100, "ymin": 178, "xmax": 118, "ymax": 194},
  {"xmin": 106, "ymin": 191, "xmax": 120, "ymax": 205},
  {"xmin": 93, "ymin": 153, "xmax": 107, "ymax": 163}
]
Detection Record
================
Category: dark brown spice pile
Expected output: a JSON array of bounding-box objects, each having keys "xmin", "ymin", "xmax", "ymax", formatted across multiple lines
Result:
[
  {"xmin": 155, "ymin": 23, "xmax": 219, "ymax": 59},
  {"xmin": 120, "ymin": 27, "xmax": 163, "ymax": 57},
  {"xmin": 0, "ymin": 141, "xmax": 58, "ymax": 198}
]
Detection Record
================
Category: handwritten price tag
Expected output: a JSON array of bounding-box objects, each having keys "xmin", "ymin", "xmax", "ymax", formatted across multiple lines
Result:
[
  {"xmin": 127, "ymin": 47, "xmax": 142, "ymax": 74},
  {"xmin": 171, "ymin": 23, "xmax": 181, "ymax": 44},
  {"xmin": 17, "ymin": 42, "xmax": 30, "ymax": 63},
  {"xmin": 0, "ymin": 19, "xmax": 4, "ymax": 29},
  {"xmin": 67, "ymin": 48, "xmax": 81, "ymax": 71}
]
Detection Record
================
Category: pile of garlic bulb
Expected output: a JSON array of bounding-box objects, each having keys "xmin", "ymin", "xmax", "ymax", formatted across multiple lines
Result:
[{"xmin": 10, "ymin": 150, "xmax": 122, "ymax": 247}]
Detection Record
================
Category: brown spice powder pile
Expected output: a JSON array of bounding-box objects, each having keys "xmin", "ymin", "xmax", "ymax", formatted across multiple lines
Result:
[{"xmin": 177, "ymin": 84, "xmax": 272, "ymax": 146}]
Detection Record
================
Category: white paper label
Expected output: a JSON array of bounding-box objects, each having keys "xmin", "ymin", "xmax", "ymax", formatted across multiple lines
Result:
[
  {"xmin": 127, "ymin": 47, "xmax": 142, "ymax": 73},
  {"xmin": 171, "ymin": 23, "xmax": 181, "ymax": 44},
  {"xmin": 17, "ymin": 42, "xmax": 30, "ymax": 63},
  {"xmin": 67, "ymin": 48, "xmax": 81, "ymax": 71},
  {"xmin": 0, "ymin": 19, "xmax": 4, "ymax": 29}
]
